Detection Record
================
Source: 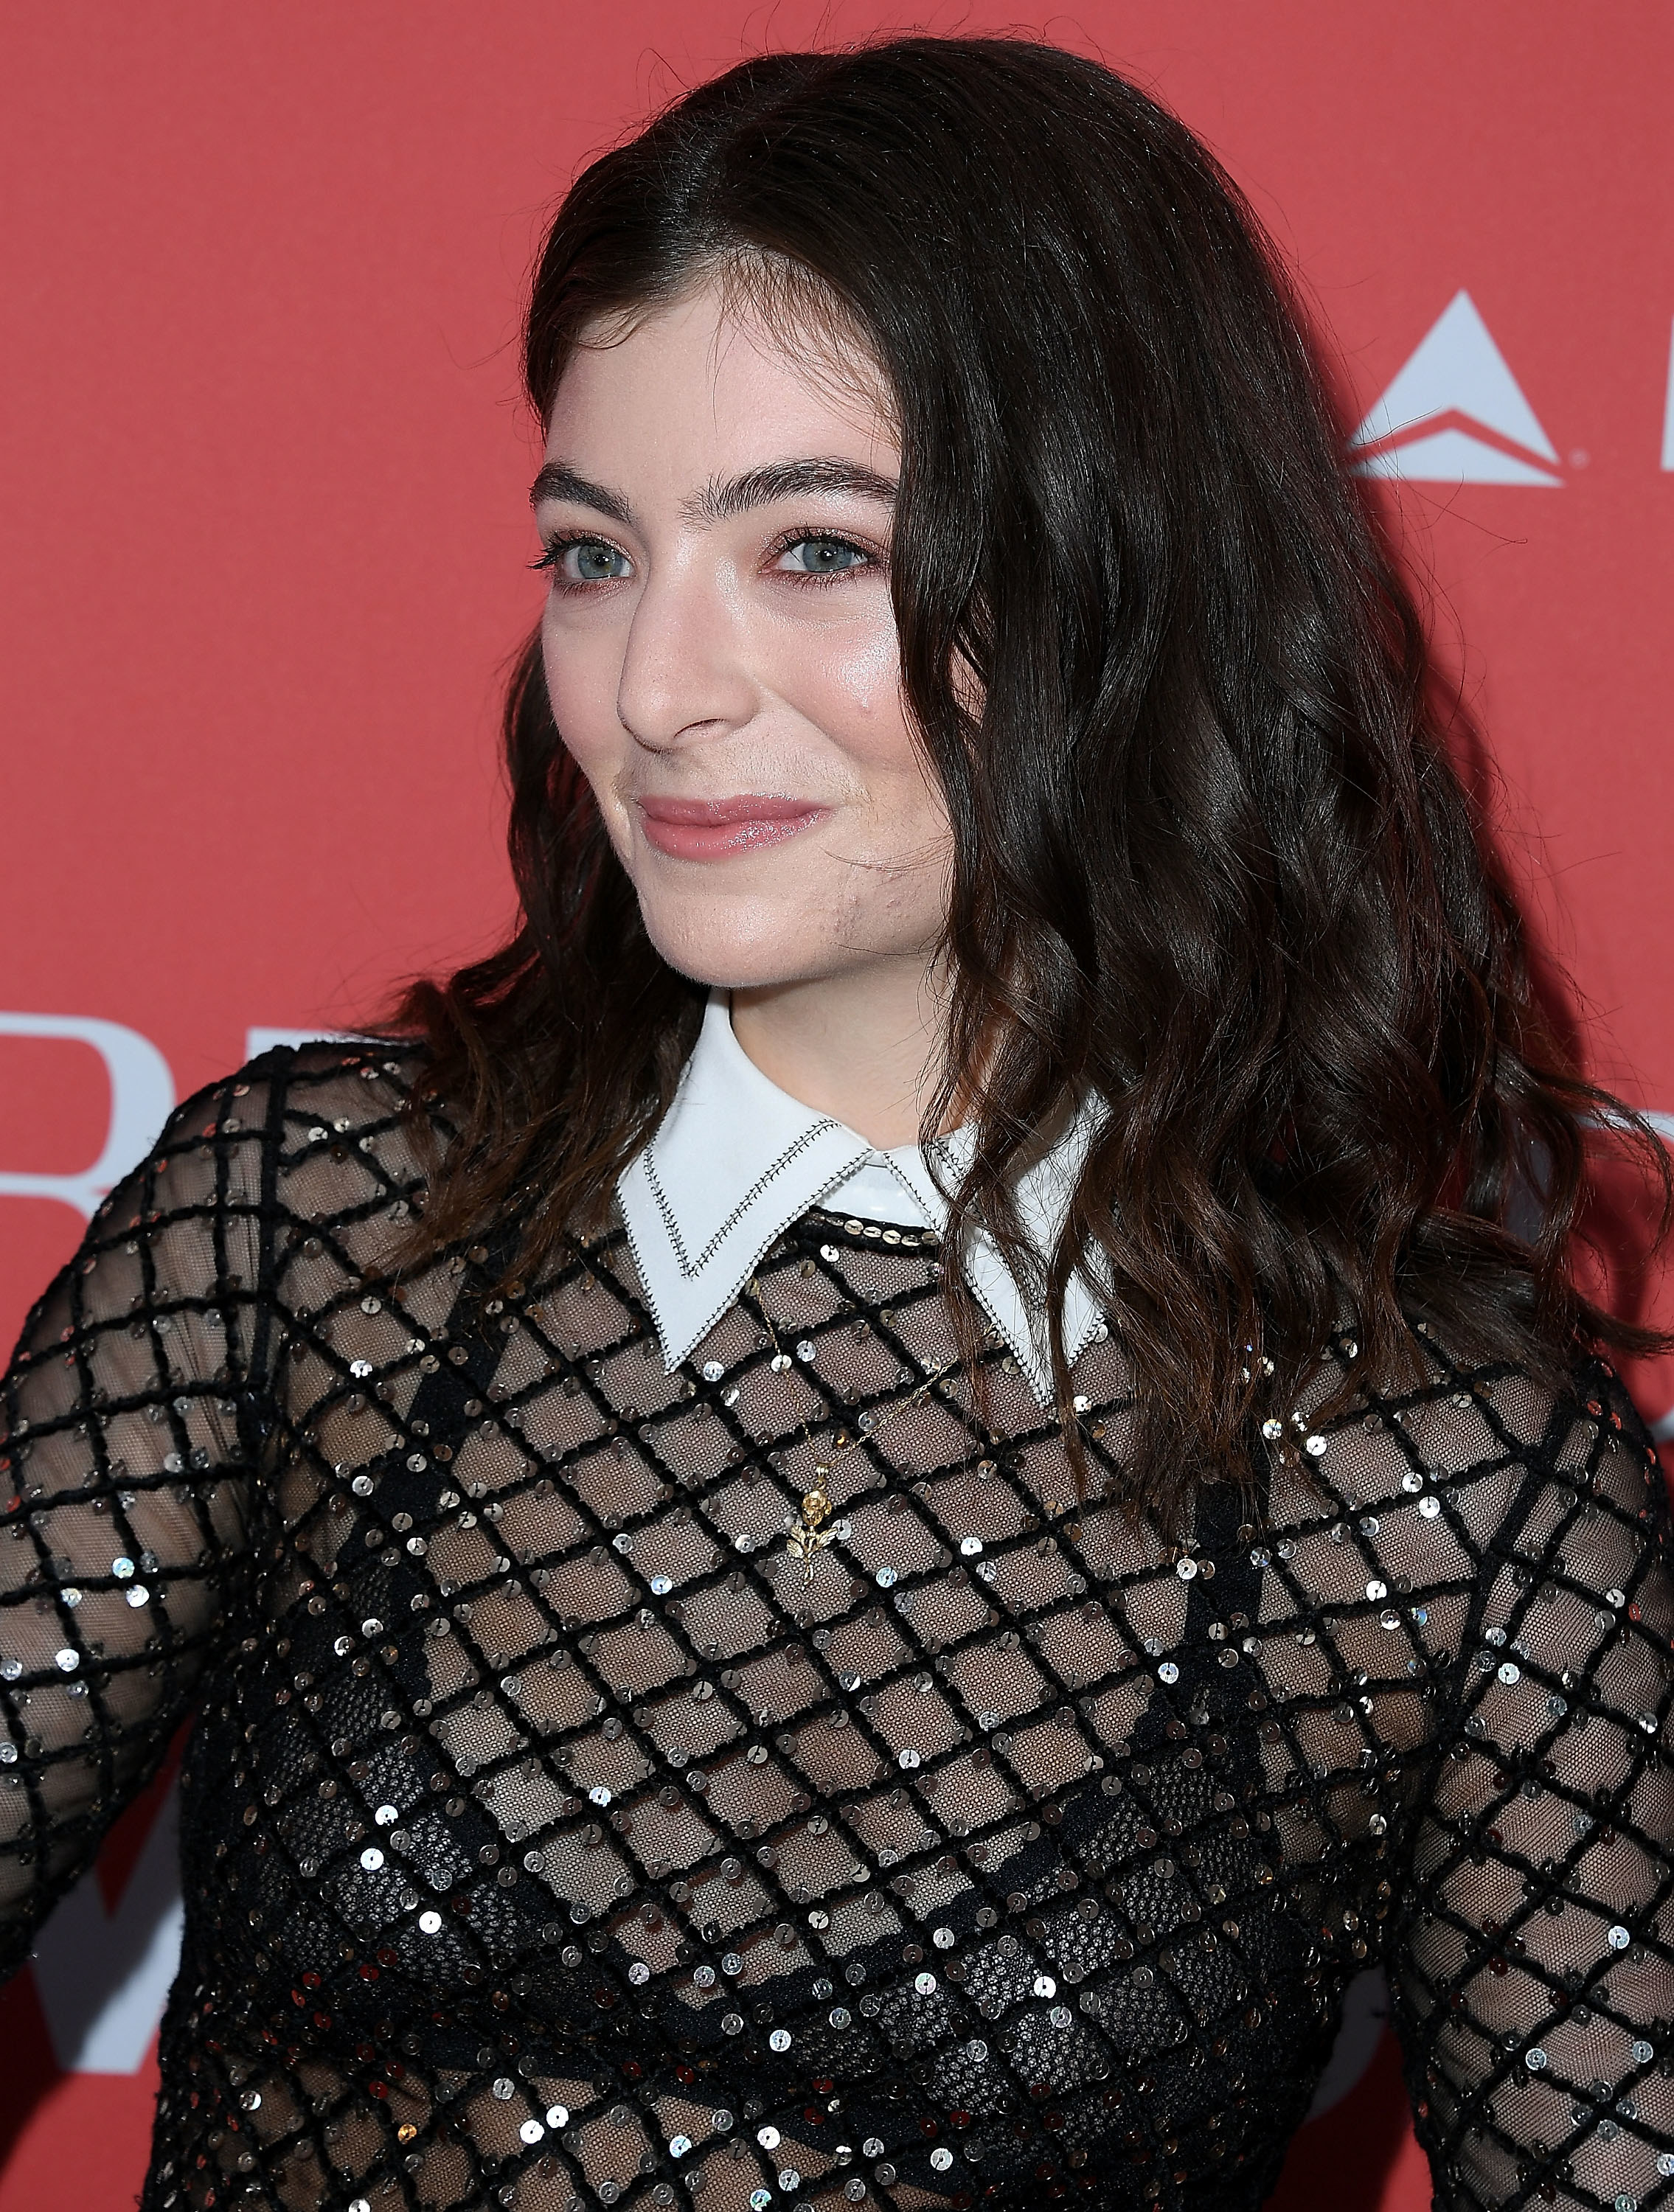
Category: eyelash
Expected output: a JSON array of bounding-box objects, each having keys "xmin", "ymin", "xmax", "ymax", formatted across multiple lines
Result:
[{"xmin": 530, "ymin": 528, "xmax": 878, "ymax": 594}]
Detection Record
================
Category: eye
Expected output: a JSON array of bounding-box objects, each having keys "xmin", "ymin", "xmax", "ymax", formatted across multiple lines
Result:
[
  {"xmin": 534, "ymin": 538, "xmax": 633, "ymax": 586},
  {"xmin": 774, "ymin": 535, "xmax": 872, "ymax": 580}
]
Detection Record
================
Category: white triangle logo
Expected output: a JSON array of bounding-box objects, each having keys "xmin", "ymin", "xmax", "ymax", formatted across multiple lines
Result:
[{"xmin": 1350, "ymin": 291, "xmax": 1562, "ymax": 485}]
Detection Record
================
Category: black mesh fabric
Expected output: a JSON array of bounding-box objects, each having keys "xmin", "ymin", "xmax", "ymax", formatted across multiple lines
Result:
[{"xmin": 4, "ymin": 1043, "xmax": 1674, "ymax": 2212}]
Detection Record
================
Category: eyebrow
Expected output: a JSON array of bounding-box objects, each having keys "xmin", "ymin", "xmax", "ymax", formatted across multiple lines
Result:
[{"xmin": 529, "ymin": 456, "xmax": 897, "ymax": 530}]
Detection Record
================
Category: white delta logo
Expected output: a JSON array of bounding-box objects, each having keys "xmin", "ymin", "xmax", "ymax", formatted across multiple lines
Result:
[{"xmin": 1350, "ymin": 291, "xmax": 1562, "ymax": 486}]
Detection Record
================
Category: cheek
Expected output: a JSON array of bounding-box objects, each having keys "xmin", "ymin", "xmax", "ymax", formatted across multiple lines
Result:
[
  {"xmin": 798, "ymin": 646, "xmax": 951, "ymax": 908},
  {"xmin": 768, "ymin": 600, "xmax": 921, "ymax": 785},
  {"xmin": 822, "ymin": 619, "xmax": 905, "ymax": 728},
  {"xmin": 802, "ymin": 630, "xmax": 949, "ymax": 856},
  {"xmin": 541, "ymin": 613, "xmax": 628, "ymax": 810}
]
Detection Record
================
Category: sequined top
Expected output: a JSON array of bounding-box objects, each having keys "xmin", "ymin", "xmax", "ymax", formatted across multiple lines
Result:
[{"xmin": 3, "ymin": 1043, "xmax": 1673, "ymax": 2212}]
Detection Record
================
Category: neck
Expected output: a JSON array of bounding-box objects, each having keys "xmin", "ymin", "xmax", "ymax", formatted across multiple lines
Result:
[{"xmin": 728, "ymin": 956, "xmax": 956, "ymax": 1149}]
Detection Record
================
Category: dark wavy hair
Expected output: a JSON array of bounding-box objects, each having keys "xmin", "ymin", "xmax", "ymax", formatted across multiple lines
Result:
[{"xmin": 392, "ymin": 33, "xmax": 1668, "ymax": 1526}]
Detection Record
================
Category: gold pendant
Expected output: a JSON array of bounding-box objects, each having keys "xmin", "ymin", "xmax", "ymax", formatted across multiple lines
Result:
[{"xmin": 786, "ymin": 1475, "xmax": 837, "ymax": 1584}]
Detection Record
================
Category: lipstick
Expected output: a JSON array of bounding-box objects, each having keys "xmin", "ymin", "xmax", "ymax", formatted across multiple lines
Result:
[{"xmin": 636, "ymin": 793, "xmax": 830, "ymax": 861}]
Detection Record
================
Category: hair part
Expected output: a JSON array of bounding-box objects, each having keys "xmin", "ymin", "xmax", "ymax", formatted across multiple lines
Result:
[{"xmin": 390, "ymin": 33, "xmax": 1670, "ymax": 1530}]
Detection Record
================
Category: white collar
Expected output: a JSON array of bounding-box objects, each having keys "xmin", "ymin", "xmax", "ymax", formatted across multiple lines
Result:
[{"xmin": 616, "ymin": 990, "xmax": 1107, "ymax": 1403}]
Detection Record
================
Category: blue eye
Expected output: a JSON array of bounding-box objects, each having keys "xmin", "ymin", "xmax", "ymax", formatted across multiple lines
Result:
[
  {"xmin": 535, "ymin": 538, "xmax": 631, "ymax": 585},
  {"xmin": 566, "ymin": 542, "xmax": 632, "ymax": 584},
  {"xmin": 778, "ymin": 536, "xmax": 869, "ymax": 577}
]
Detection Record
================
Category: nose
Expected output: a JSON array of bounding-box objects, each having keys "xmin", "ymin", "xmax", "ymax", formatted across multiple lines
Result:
[{"xmin": 613, "ymin": 554, "xmax": 757, "ymax": 753}]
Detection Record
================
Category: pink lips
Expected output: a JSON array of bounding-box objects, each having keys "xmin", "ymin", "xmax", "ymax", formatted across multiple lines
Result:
[{"xmin": 636, "ymin": 792, "xmax": 830, "ymax": 861}]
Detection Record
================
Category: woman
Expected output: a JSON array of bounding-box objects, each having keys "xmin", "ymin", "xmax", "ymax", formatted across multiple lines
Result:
[{"xmin": 3, "ymin": 34, "xmax": 1671, "ymax": 2212}]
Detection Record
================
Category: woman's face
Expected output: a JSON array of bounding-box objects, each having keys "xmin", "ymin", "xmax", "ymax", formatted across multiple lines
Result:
[{"xmin": 535, "ymin": 279, "xmax": 952, "ymax": 994}]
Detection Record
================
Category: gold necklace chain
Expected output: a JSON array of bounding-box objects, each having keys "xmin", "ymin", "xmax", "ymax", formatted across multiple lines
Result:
[{"xmin": 746, "ymin": 1265, "xmax": 960, "ymax": 1582}]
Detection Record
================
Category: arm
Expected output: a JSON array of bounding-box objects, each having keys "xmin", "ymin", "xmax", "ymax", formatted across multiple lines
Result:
[
  {"xmin": 0, "ymin": 1064, "xmax": 288, "ymax": 1979},
  {"xmin": 1390, "ymin": 1355, "xmax": 1674, "ymax": 2211}
]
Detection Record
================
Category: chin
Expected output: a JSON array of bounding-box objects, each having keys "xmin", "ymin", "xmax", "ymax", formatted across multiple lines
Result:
[{"xmin": 639, "ymin": 905, "xmax": 833, "ymax": 992}]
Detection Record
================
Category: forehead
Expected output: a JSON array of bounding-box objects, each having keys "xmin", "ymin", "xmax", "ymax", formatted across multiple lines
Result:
[{"xmin": 541, "ymin": 278, "xmax": 898, "ymax": 474}]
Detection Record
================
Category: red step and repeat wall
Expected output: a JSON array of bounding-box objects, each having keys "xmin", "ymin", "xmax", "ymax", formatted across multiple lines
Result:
[{"xmin": 1, "ymin": 5, "xmax": 1670, "ymax": 2207}]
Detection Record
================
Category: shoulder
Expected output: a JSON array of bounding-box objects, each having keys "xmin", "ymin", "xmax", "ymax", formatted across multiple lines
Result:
[
  {"xmin": 7, "ymin": 1038, "xmax": 449, "ymax": 1381},
  {"xmin": 1289, "ymin": 1325, "xmax": 1661, "ymax": 1558},
  {"xmin": 223, "ymin": 1036, "xmax": 447, "ymax": 1228},
  {"xmin": 1391, "ymin": 1327, "xmax": 1650, "ymax": 1493},
  {"xmin": 81, "ymin": 1034, "xmax": 442, "ymax": 1246},
  {"xmin": 237, "ymin": 1034, "xmax": 437, "ymax": 1137}
]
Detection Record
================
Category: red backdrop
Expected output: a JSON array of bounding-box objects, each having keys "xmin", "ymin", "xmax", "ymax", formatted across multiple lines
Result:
[{"xmin": 2, "ymin": 6, "xmax": 1670, "ymax": 2207}]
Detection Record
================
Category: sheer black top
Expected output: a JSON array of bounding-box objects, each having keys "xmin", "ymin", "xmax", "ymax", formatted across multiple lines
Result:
[{"xmin": 3, "ymin": 1045, "xmax": 1673, "ymax": 2212}]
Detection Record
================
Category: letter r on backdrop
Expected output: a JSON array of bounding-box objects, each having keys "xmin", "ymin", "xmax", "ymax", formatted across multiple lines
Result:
[{"xmin": 0, "ymin": 1013, "xmax": 176, "ymax": 1219}]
